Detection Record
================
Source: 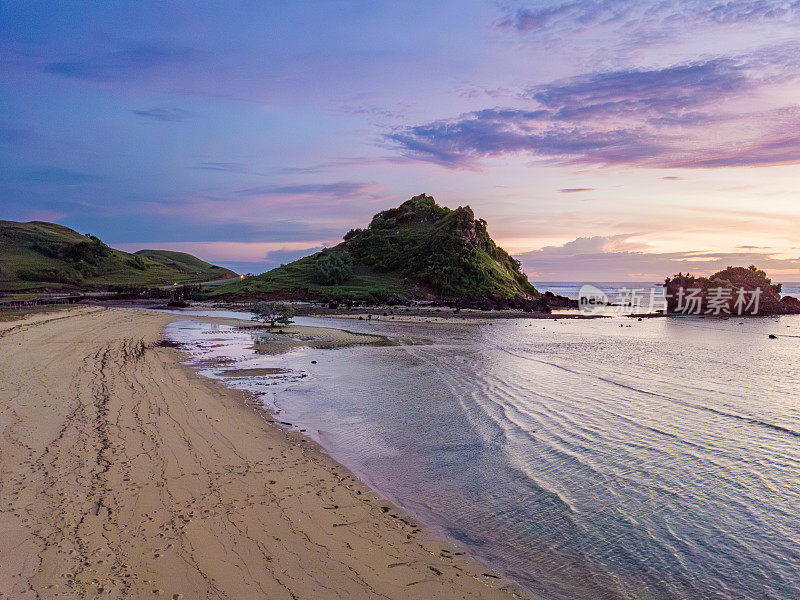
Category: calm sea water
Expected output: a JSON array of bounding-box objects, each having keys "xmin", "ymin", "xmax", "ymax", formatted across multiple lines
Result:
[
  {"xmin": 164, "ymin": 310, "xmax": 800, "ymax": 600},
  {"xmin": 534, "ymin": 281, "xmax": 800, "ymax": 300}
]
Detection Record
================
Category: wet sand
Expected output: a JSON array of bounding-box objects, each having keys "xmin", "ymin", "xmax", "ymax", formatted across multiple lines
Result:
[{"xmin": 0, "ymin": 307, "xmax": 529, "ymax": 599}]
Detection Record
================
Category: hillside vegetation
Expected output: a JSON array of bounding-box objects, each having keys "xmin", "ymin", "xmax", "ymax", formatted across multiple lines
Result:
[
  {"xmin": 0, "ymin": 220, "xmax": 236, "ymax": 293},
  {"xmin": 213, "ymin": 194, "xmax": 537, "ymax": 302}
]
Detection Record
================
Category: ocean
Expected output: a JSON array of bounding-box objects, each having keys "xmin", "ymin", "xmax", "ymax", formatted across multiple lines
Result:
[
  {"xmin": 534, "ymin": 281, "xmax": 800, "ymax": 300},
  {"xmin": 165, "ymin": 310, "xmax": 800, "ymax": 600}
]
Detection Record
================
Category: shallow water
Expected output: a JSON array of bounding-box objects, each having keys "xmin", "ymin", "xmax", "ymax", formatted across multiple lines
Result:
[{"xmin": 165, "ymin": 312, "xmax": 800, "ymax": 600}]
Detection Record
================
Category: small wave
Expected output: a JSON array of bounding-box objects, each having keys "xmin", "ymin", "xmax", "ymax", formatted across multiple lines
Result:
[{"xmin": 494, "ymin": 345, "xmax": 800, "ymax": 440}]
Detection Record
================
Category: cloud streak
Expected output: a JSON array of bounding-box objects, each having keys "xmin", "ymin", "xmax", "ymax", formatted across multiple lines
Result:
[
  {"xmin": 7, "ymin": 167, "xmax": 100, "ymax": 185},
  {"xmin": 236, "ymin": 181, "xmax": 380, "ymax": 199},
  {"xmin": 132, "ymin": 107, "xmax": 189, "ymax": 122}
]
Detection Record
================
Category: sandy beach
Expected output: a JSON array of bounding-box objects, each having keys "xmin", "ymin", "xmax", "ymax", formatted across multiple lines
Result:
[{"xmin": 0, "ymin": 307, "xmax": 528, "ymax": 599}]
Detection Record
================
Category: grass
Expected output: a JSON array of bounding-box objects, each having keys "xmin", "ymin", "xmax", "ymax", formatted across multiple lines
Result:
[{"xmin": 211, "ymin": 254, "xmax": 410, "ymax": 301}]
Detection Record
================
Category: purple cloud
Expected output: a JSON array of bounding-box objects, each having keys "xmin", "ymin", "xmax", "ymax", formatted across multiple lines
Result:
[
  {"xmin": 528, "ymin": 59, "xmax": 748, "ymax": 120},
  {"xmin": 237, "ymin": 181, "xmax": 380, "ymax": 199},
  {"xmin": 673, "ymin": 131, "xmax": 800, "ymax": 168},
  {"xmin": 387, "ymin": 50, "xmax": 800, "ymax": 169},
  {"xmin": 498, "ymin": 1, "xmax": 800, "ymax": 34},
  {"xmin": 560, "ymin": 188, "xmax": 595, "ymax": 193},
  {"xmin": 387, "ymin": 109, "xmax": 664, "ymax": 167}
]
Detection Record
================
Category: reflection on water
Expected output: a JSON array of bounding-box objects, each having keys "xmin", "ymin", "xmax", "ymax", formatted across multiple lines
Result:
[{"xmin": 165, "ymin": 313, "xmax": 800, "ymax": 600}]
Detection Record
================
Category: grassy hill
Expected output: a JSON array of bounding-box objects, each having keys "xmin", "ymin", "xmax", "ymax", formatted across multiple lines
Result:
[
  {"xmin": 133, "ymin": 249, "xmax": 234, "ymax": 280},
  {"xmin": 212, "ymin": 194, "xmax": 537, "ymax": 302},
  {"xmin": 0, "ymin": 220, "xmax": 237, "ymax": 293}
]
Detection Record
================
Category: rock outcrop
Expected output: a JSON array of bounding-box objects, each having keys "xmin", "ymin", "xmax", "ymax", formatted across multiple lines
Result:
[{"xmin": 664, "ymin": 266, "xmax": 800, "ymax": 315}]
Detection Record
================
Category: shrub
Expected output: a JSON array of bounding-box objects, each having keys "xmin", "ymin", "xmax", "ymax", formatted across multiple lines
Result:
[
  {"xmin": 314, "ymin": 250, "xmax": 354, "ymax": 285},
  {"xmin": 17, "ymin": 267, "xmax": 83, "ymax": 285},
  {"xmin": 174, "ymin": 284, "xmax": 204, "ymax": 301},
  {"xmin": 31, "ymin": 239, "xmax": 59, "ymax": 258},
  {"xmin": 251, "ymin": 301, "xmax": 295, "ymax": 327},
  {"xmin": 61, "ymin": 240, "xmax": 108, "ymax": 264},
  {"xmin": 343, "ymin": 228, "xmax": 362, "ymax": 241},
  {"xmin": 127, "ymin": 256, "xmax": 149, "ymax": 270}
]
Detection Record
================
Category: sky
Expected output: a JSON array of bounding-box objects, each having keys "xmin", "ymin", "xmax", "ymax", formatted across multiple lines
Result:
[{"xmin": 3, "ymin": 1, "xmax": 800, "ymax": 282}]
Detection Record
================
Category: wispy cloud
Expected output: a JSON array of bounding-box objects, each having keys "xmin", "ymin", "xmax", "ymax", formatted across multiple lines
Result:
[
  {"xmin": 673, "ymin": 130, "xmax": 800, "ymax": 168},
  {"xmin": 498, "ymin": 1, "xmax": 800, "ymax": 34},
  {"xmin": 8, "ymin": 167, "xmax": 100, "ymax": 185},
  {"xmin": 132, "ymin": 107, "xmax": 189, "ymax": 122},
  {"xmin": 193, "ymin": 162, "xmax": 251, "ymax": 173},
  {"xmin": 560, "ymin": 188, "xmax": 595, "ymax": 193},
  {"xmin": 387, "ymin": 47, "xmax": 800, "ymax": 169},
  {"xmin": 45, "ymin": 44, "xmax": 195, "ymax": 82},
  {"xmin": 237, "ymin": 181, "xmax": 379, "ymax": 199}
]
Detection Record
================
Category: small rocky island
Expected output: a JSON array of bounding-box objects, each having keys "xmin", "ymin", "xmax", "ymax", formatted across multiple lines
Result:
[{"xmin": 664, "ymin": 266, "xmax": 800, "ymax": 315}]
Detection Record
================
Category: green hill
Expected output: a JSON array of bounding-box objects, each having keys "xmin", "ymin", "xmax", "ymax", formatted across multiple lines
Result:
[
  {"xmin": 212, "ymin": 194, "xmax": 537, "ymax": 302},
  {"xmin": 0, "ymin": 220, "xmax": 237, "ymax": 293},
  {"xmin": 133, "ymin": 249, "xmax": 234, "ymax": 279}
]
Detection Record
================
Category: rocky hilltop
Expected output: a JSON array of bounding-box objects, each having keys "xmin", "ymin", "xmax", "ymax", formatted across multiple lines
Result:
[
  {"xmin": 213, "ymin": 194, "xmax": 560, "ymax": 309},
  {"xmin": 664, "ymin": 266, "xmax": 800, "ymax": 315}
]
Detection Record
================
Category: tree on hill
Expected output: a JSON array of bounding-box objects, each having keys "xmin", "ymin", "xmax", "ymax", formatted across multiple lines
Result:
[
  {"xmin": 61, "ymin": 239, "xmax": 109, "ymax": 264},
  {"xmin": 251, "ymin": 301, "xmax": 295, "ymax": 327},
  {"xmin": 314, "ymin": 250, "xmax": 354, "ymax": 285}
]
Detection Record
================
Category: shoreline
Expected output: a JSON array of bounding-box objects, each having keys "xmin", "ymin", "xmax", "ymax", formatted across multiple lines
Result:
[{"xmin": 0, "ymin": 306, "xmax": 531, "ymax": 599}]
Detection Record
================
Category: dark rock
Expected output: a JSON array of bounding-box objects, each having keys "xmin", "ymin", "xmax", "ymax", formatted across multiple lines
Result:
[
  {"xmin": 386, "ymin": 294, "xmax": 410, "ymax": 306},
  {"xmin": 508, "ymin": 294, "xmax": 550, "ymax": 313},
  {"xmin": 542, "ymin": 291, "xmax": 579, "ymax": 309},
  {"xmin": 167, "ymin": 300, "xmax": 189, "ymax": 308},
  {"xmin": 780, "ymin": 295, "xmax": 800, "ymax": 314}
]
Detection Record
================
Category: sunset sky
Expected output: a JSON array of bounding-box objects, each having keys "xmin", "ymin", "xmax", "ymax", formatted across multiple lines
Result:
[{"xmin": 3, "ymin": 1, "xmax": 800, "ymax": 281}]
